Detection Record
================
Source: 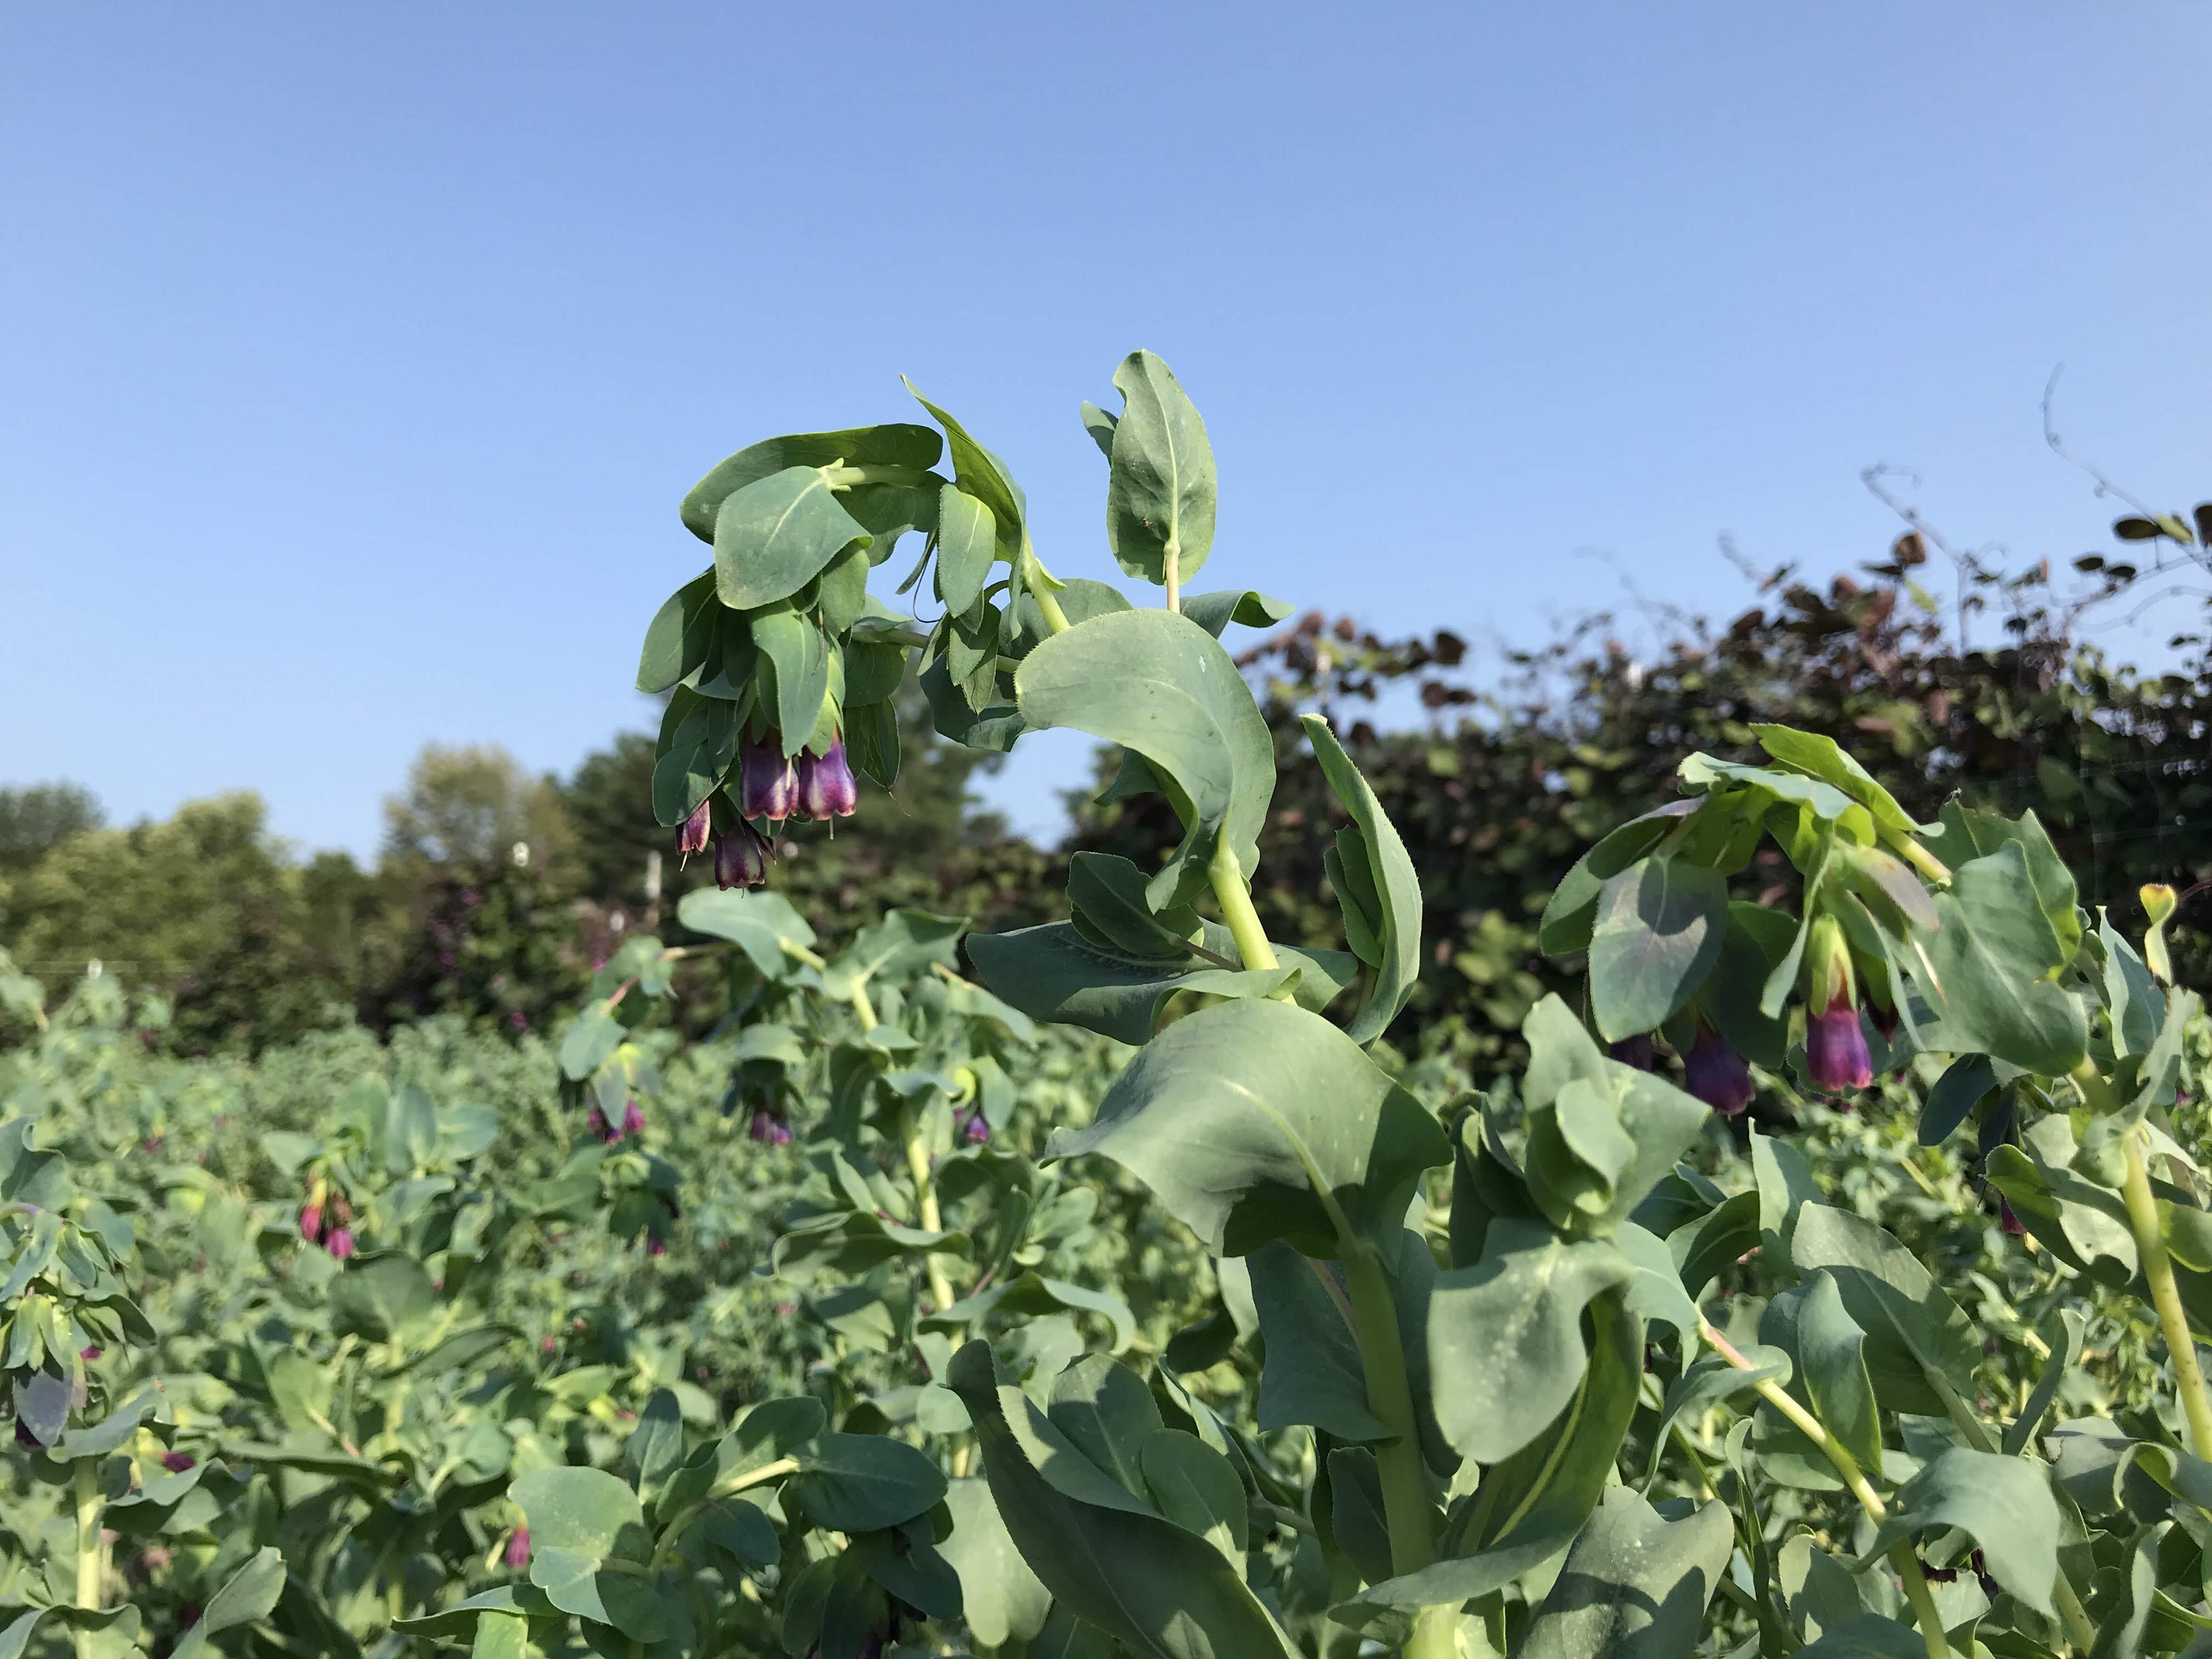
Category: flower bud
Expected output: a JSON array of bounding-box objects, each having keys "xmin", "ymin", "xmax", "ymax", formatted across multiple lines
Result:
[
  {"xmin": 676, "ymin": 798, "xmax": 712, "ymax": 858},
  {"xmin": 748, "ymin": 1109, "xmax": 773, "ymax": 1143},
  {"xmin": 298, "ymin": 1203, "xmax": 324, "ymax": 1245},
  {"xmin": 79, "ymin": 1346, "xmax": 101, "ymax": 1362},
  {"xmin": 1608, "ymin": 1034, "xmax": 1656, "ymax": 1071},
  {"xmin": 646, "ymin": 1237, "xmax": 666, "ymax": 1257},
  {"xmin": 1802, "ymin": 912, "xmax": 1856, "ymax": 1017},
  {"xmin": 325, "ymin": 1227, "xmax": 357, "ymax": 1261},
  {"xmin": 161, "ymin": 1451, "xmax": 195, "ymax": 1474},
  {"xmin": 797, "ymin": 738, "xmax": 859, "ymax": 820},
  {"xmin": 714, "ymin": 820, "xmax": 771, "ymax": 889},
  {"xmin": 1682, "ymin": 1022, "xmax": 1755, "ymax": 1116},
  {"xmin": 738, "ymin": 737, "xmax": 800, "ymax": 821},
  {"xmin": 1805, "ymin": 993, "xmax": 1873, "ymax": 1094},
  {"xmin": 1998, "ymin": 1198, "xmax": 2025, "ymax": 1237},
  {"xmin": 963, "ymin": 1110, "xmax": 991, "ymax": 1145},
  {"xmin": 505, "ymin": 1527, "xmax": 531, "ymax": 1569},
  {"xmin": 622, "ymin": 1099, "xmax": 645, "ymax": 1138}
]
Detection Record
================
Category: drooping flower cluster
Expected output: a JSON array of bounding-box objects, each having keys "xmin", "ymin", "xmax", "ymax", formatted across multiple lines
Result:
[
  {"xmin": 747, "ymin": 1107, "xmax": 793, "ymax": 1146},
  {"xmin": 587, "ymin": 1099, "xmax": 646, "ymax": 1144},
  {"xmin": 673, "ymin": 730, "xmax": 861, "ymax": 891},
  {"xmin": 298, "ymin": 1177, "xmax": 355, "ymax": 1259},
  {"xmin": 1801, "ymin": 914, "xmax": 1873, "ymax": 1096}
]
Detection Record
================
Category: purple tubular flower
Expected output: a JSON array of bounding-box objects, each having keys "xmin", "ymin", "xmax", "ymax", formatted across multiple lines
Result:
[
  {"xmin": 622, "ymin": 1100, "xmax": 645, "ymax": 1137},
  {"xmin": 747, "ymin": 1109, "xmax": 773, "ymax": 1143},
  {"xmin": 325, "ymin": 1227, "xmax": 357, "ymax": 1261},
  {"xmin": 1682, "ymin": 1022, "xmax": 1756, "ymax": 1116},
  {"xmin": 587, "ymin": 1104, "xmax": 620, "ymax": 1144},
  {"xmin": 676, "ymin": 798, "xmax": 712, "ymax": 858},
  {"xmin": 646, "ymin": 1237, "xmax": 666, "ymax": 1257},
  {"xmin": 768, "ymin": 1119, "xmax": 793, "ymax": 1147},
  {"xmin": 714, "ymin": 821, "xmax": 771, "ymax": 889},
  {"xmin": 796, "ymin": 739, "xmax": 859, "ymax": 821},
  {"xmin": 505, "ymin": 1527, "xmax": 531, "ymax": 1569},
  {"xmin": 80, "ymin": 1346, "xmax": 101, "ymax": 1363},
  {"xmin": 1805, "ymin": 993, "xmax": 1873, "ymax": 1094},
  {"xmin": 963, "ymin": 1111, "xmax": 991, "ymax": 1145},
  {"xmin": 1608, "ymin": 1034, "xmax": 1656, "ymax": 1071},
  {"xmin": 161, "ymin": 1451, "xmax": 195, "ymax": 1474},
  {"xmin": 1998, "ymin": 1198, "xmax": 2026, "ymax": 1237},
  {"xmin": 738, "ymin": 738, "xmax": 800, "ymax": 822}
]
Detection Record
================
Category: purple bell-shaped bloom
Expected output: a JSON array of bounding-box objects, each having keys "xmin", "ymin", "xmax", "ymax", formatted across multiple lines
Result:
[
  {"xmin": 504, "ymin": 1527, "xmax": 531, "ymax": 1569},
  {"xmin": 747, "ymin": 1109, "xmax": 774, "ymax": 1143},
  {"xmin": 1608, "ymin": 1034, "xmax": 1656, "ymax": 1071},
  {"xmin": 768, "ymin": 1118, "xmax": 793, "ymax": 1147},
  {"xmin": 587, "ymin": 1104, "xmax": 620, "ymax": 1144},
  {"xmin": 1682, "ymin": 1022, "xmax": 1755, "ymax": 1116},
  {"xmin": 714, "ymin": 820, "xmax": 771, "ymax": 889},
  {"xmin": 963, "ymin": 1110, "xmax": 991, "ymax": 1145},
  {"xmin": 161, "ymin": 1451, "xmax": 195, "ymax": 1473},
  {"xmin": 796, "ymin": 739, "xmax": 859, "ymax": 821},
  {"xmin": 325, "ymin": 1227, "xmax": 357, "ymax": 1261},
  {"xmin": 676, "ymin": 798, "xmax": 712, "ymax": 858},
  {"xmin": 622, "ymin": 1100, "xmax": 645, "ymax": 1137},
  {"xmin": 1806, "ymin": 993, "xmax": 1873, "ymax": 1094},
  {"xmin": 738, "ymin": 738, "xmax": 800, "ymax": 821}
]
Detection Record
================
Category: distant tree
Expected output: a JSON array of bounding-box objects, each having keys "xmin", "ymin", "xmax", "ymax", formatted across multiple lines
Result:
[
  {"xmin": 382, "ymin": 744, "xmax": 575, "ymax": 879},
  {"xmin": 0, "ymin": 783, "xmax": 103, "ymax": 874},
  {"xmin": 3, "ymin": 793, "xmax": 350, "ymax": 1052}
]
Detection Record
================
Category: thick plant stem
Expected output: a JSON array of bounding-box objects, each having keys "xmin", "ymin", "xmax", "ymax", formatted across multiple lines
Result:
[
  {"xmin": 1164, "ymin": 544, "xmax": 1181, "ymax": 613},
  {"xmin": 2070, "ymin": 1058, "xmax": 2212, "ymax": 1456},
  {"xmin": 1339, "ymin": 1241, "xmax": 1454, "ymax": 1659},
  {"xmin": 2121, "ymin": 1130, "xmax": 2212, "ymax": 1455},
  {"xmin": 1891, "ymin": 1543, "xmax": 1952, "ymax": 1659},
  {"xmin": 1020, "ymin": 536, "xmax": 1071, "ymax": 636},
  {"xmin": 904, "ymin": 1114, "xmax": 957, "ymax": 1315},
  {"xmin": 1702, "ymin": 1321, "xmax": 1950, "ymax": 1657},
  {"xmin": 73, "ymin": 1457, "xmax": 100, "ymax": 1657},
  {"xmin": 1206, "ymin": 843, "xmax": 1280, "ymax": 974},
  {"xmin": 654, "ymin": 1456, "xmax": 801, "ymax": 1563}
]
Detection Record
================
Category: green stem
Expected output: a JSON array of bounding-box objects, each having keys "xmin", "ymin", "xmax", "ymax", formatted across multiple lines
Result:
[
  {"xmin": 903, "ymin": 1107, "xmax": 956, "ymax": 1315},
  {"xmin": 2122, "ymin": 1128, "xmax": 2212, "ymax": 1455},
  {"xmin": 653, "ymin": 1456, "xmax": 802, "ymax": 1563},
  {"xmin": 1020, "ymin": 535, "xmax": 1071, "ymax": 636},
  {"xmin": 1164, "ymin": 542, "xmax": 1181, "ymax": 614},
  {"xmin": 821, "ymin": 463, "xmax": 937, "ymax": 491},
  {"xmin": 2071, "ymin": 1059, "xmax": 2212, "ymax": 1458},
  {"xmin": 1206, "ymin": 843, "xmax": 1280, "ymax": 975},
  {"xmin": 846, "ymin": 982, "xmax": 878, "ymax": 1033},
  {"xmin": 1702, "ymin": 1321, "xmax": 1950, "ymax": 1658},
  {"xmin": 1890, "ymin": 1541, "xmax": 1952, "ymax": 1659},
  {"xmin": 1339, "ymin": 1240, "xmax": 1454, "ymax": 1659},
  {"xmin": 73, "ymin": 1458, "xmax": 99, "ymax": 1617}
]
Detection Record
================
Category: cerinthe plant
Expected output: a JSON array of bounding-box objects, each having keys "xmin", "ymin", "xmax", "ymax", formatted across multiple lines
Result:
[
  {"xmin": 577, "ymin": 352, "xmax": 2212, "ymax": 1658},
  {"xmin": 3, "ymin": 353, "xmax": 2209, "ymax": 1659}
]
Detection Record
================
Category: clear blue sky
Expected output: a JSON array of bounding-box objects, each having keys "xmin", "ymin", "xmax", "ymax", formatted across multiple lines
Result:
[{"xmin": 7, "ymin": 3, "xmax": 2210, "ymax": 856}]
